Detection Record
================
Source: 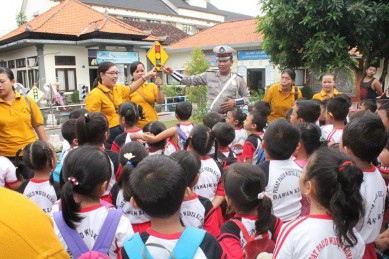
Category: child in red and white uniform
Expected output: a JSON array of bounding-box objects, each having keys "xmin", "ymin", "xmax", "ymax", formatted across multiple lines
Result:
[
  {"xmin": 242, "ymin": 110, "xmax": 267, "ymax": 165},
  {"xmin": 143, "ymin": 102, "xmax": 194, "ymax": 156},
  {"xmin": 111, "ymin": 141, "xmax": 151, "ymax": 233},
  {"xmin": 111, "ymin": 102, "xmax": 144, "ymax": 153},
  {"xmin": 321, "ymin": 95, "xmax": 351, "ymax": 146},
  {"xmin": 0, "ymin": 156, "xmax": 20, "ymax": 190},
  {"xmin": 172, "ymin": 151, "xmax": 220, "ymax": 238},
  {"xmin": 218, "ymin": 163, "xmax": 282, "ymax": 258},
  {"xmin": 211, "ymin": 122, "xmax": 237, "ymax": 166},
  {"xmin": 274, "ymin": 148, "xmax": 366, "ymax": 258},
  {"xmin": 259, "ymin": 119, "xmax": 302, "ymax": 222},
  {"xmin": 225, "ymin": 108, "xmax": 247, "ymax": 161},
  {"xmin": 19, "ymin": 141, "xmax": 59, "ymax": 214},
  {"xmin": 142, "ymin": 121, "xmax": 169, "ymax": 155},
  {"xmin": 53, "ymin": 146, "xmax": 133, "ymax": 258},
  {"xmin": 341, "ymin": 116, "xmax": 387, "ymax": 259}
]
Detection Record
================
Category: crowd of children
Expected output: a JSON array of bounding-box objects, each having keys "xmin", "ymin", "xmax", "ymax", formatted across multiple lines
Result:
[{"xmin": 3, "ymin": 77, "xmax": 389, "ymax": 259}]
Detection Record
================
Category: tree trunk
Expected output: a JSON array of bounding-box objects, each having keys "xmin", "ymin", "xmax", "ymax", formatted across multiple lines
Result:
[{"xmin": 379, "ymin": 56, "xmax": 388, "ymax": 91}]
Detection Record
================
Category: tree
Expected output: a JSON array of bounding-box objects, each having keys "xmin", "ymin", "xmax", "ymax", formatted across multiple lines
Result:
[
  {"xmin": 258, "ymin": 0, "xmax": 389, "ymax": 82},
  {"xmin": 16, "ymin": 11, "xmax": 27, "ymax": 27},
  {"xmin": 184, "ymin": 47, "xmax": 210, "ymax": 123}
]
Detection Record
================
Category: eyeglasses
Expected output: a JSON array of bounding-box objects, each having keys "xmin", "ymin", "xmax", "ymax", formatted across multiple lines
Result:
[{"xmin": 105, "ymin": 71, "xmax": 120, "ymax": 76}]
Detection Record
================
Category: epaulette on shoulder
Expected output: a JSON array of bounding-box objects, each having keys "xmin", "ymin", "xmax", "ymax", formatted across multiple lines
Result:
[
  {"xmin": 206, "ymin": 70, "xmax": 217, "ymax": 73},
  {"xmin": 235, "ymin": 73, "xmax": 243, "ymax": 78}
]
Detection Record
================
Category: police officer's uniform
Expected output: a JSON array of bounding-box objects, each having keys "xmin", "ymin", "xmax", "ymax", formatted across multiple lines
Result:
[{"xmin": 170, "ymin": 46, "xmax": 250, "ymax": 114}]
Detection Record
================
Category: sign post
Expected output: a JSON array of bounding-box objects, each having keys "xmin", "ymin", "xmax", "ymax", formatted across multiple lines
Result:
[{"xmin": 147, "ymin": 41, "xmax": 169, "ymax": 71}]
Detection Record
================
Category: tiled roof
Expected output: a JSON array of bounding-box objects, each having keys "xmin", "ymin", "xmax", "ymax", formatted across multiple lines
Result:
[
  {"xmin": 169, "ymin": 19, "xmax": 262, "ymax": 50},
  {"xmin": 121, "ymin": 20, "xmax": 189, "ymax": 45},
  {"xmin": 0, "ymin": 0, "xmax": 156, "ymax": 42}
]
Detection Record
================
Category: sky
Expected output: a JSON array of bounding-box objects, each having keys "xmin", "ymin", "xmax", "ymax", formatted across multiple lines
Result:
[{"xmin": 210, "ymin": 0, "xmax": 260, "ymax": 16}]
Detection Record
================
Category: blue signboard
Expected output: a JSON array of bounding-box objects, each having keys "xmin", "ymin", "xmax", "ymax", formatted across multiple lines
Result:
[
  {"xmin": 237, "ymin": 50, "xmax": 271, "ymax": 60},
  {"xmin": 96, "ymin": 51, "xmax": 139, "ymax": 64},
  {"xmin": 205, "ymin": 54, "xmax": 217, "ymax": 67}
]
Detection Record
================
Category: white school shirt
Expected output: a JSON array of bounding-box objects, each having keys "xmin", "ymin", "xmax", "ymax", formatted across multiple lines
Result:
[
  {"xmin": 180, "ymin": 194, "xmax": 209, "ymax": 229},
  {"xmin": 273, "ymin": 215, "xmax": 365, "ymax": 259},
  {"xmin": 53, "ymin": 205, "xmax": 133, "ymax": 258},
  {"xmin": 193, "ymin": 156, "xmax": 222, "ymax": 201},
  {"xmin": 164, "ymin": 139, "xmax": 179, "ymax": 156},
  {"xmin": 321, "ymin": 124, "xmax": 343, "ymax": 144},
  {"xmin": 22, "ymin": 179, "xmax": 58, "ymax": 213},
  {"xmin": 125, "ymin": 129, "xmax": 143, "ymax": 144},
  {"xmin": 230, "ymin": 128, "xmax": 247, "ymax": 155},
  {"xmin": 116, "ymin": 189, "xmax": 150, "ymax": 224},
  {"xmin": 265, "ymin": 158, "xmax": 302, "ymax": 222},
  {"xmin": 0, "ymin": 156, "xmax": 18, "ymax": 187},
  {"xmin": 177, "ymin": 123, "xmax": 194, "ymax": 150},
  {"xmin": 357, "ymin": 166, "xmax": 387, "ymax": 244}
]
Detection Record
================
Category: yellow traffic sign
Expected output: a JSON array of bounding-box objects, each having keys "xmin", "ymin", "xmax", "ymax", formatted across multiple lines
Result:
[
  {"xmin": 27, "ymin": 86, "xmax": 45, "ymax": 102},
  {"xmin": 147, "ymin": 41, "xmax": 168, "ymax": 71}
]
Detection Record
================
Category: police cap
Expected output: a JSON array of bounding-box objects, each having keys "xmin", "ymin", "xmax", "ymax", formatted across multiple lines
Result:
[{"xmin": 213, "ymin": 45, "xmax": 236, "ymax": 61}]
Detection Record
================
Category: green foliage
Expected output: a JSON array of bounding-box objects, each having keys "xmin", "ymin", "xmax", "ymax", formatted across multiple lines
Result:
[
  {"xmin": 72, "ymin": 91, "xmax": 80, "ymax": 104},
  {"xmin": 300, "ymin": 85, "xmax": 313, "ymax": 99},
  {"xmin": 16, "ymin": 12, "xmax": 27, "ymax": 27},
  {"xmin": 249, "ymin": 89, "xmax": 264, "ymax": 105},
  {"xmin": 257, "ymin": 0, "xmax": 389, "ymax": 73},
  {"xmin": 184, "ymin": 47, "xmax": 210, "ymax": 123}
]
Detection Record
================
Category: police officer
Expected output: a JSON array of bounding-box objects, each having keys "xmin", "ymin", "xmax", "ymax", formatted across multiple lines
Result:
[{"xmin": 161, "ymin": 45, "xmax": 249, "ymax": 114}]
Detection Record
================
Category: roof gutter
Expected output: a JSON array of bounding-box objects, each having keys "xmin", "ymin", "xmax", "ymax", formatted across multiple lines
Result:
[{"xmin": 167, "ymin": 42, "xmax": 262, "ymax": 53}]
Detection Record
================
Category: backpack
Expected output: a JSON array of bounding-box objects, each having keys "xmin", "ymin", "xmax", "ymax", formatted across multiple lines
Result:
[
  {"xmin": 215, "ymin": 149, "xmax": 238, "ymax": 169},
  {"xmin": 232, "ymin": 219, "xmax": 275, "ymax": 258},
  {"xmin": 53, "ymin": 209, "xmax": 123, "ymax": 259},
  {"xmin": 123, "ymin": 226, "xmax": 206, "ymax": 259},
  {"xmin": 52, "ymin": 150, "xmax": 65, "ymax": 183},
  {"xmin": 252, "ymin": 135, "xmax": 265, "ymax": 165}
]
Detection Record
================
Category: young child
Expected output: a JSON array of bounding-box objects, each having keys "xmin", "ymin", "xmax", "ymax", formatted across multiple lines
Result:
[
  {"xmin": 212, "ymin": 122, "xmax": 237, "ymax": 165},
  {"xmin": 289, "ymin": 100, "xmax": 321, "ymax": 124},
  {"xmin": 77, "ymin": 112, "xmax": 118, "ymax": 202},
  {"xmin": 203, "ymin": 111, "xmax": 225, "ymax": 129},
  {"xmin": 143, "ymin": 101, "xmax": 194, "ymax": 155},
  {"xmin": 18, "ymin": 141, "xmax": 59, "ymax": 214},
  {"xmin": 119, "ymin": 155, "xmax": 223, "ymax": 258},
  {"xmin": 218, "ymin": 163, "xmax": 282, "ymax": 258},
  {"xmin": 242, "ymin": 110, "xmax": 267, "ymax": 164},
  {"xmin": 142, "ymin": 121, "xmax": 168, "ymax": 155},
  {"xmin": 260, "ymin": 119, "xmax": 302, "ymax": 222},
  {"xmin": 378, "ymin": 101, "xmax": 389, "ymax": 131},
  {"xmin": 273, "ymin": 148, "xmax": 365, "ymax": 258},
  {"xmin": 225, "ymin": 108, "xmax": 247, "ymax": 158},
  {"xmin": 321, "ymin": 95, "xmax": 351, "ymax": 146},
  {"xmin": 171, "ymin": 150, "xmax": 220, "ymax": 238},
  {"xmin": 111, "ymin": 141, "xmax": 150, "ymax": 233},
  {"xmin": 61, "ymin": 108, "xmax": 88, "ymax": 152},
  {"xmin": 341, "ymin": 116, "xmax": 387, "ymax": 258},
  {"xmin": 53, "ymin": 145, "xmax": 133, "ymax": 258},
  {"xmin": 0, "ymin": 156, "xmax": 20, "ymax": 190},
  {"xmin": 253, "ymin": 100, "xmax": 271, "ymax": 118},
  {"xmin": 111, "ymin": 102, "xmax": 144, "ymax": 153},
  {"xmin": 358, "ymin": 99, "xmax": 377, "ymax": 113},
  {"xmin": 185, "ymin": 125, "xmax": 224, "ymax": 210}
]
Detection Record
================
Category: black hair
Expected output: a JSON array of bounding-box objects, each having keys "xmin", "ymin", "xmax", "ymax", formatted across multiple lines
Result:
[
  {"xmin": 93, "ymin": 61, "xmax": 116, "ymax": 88},
  {"xmin": 349, "ymin": 109, "xmax": 379, "ymax": 121},
  {"xmin": 68, "ymin": 108, "xmax": 88, "ymax": 119},
  {"xmin": 77, "ymin": 112, "xmax": 109, "ymax": 146},
  {"xmin": 304, "ymin": 147, "xmax": 364, "ymax": 247},
  {"xmin": 23, "ymin": 141, "xmax": 55, "ymax": 182},
  {"xmin": 342, "ymin": 116, "xmax": 387, "ymax": 163},
  {"xmin": 285, "ymin": 108, "xmax": 293, "ymax": 121},
  {"xmin": 170, "ymin": 150, "xmax": 201, "ymax": 187},
  {"xmin": 130, "ymin": 155, "xmax": 186, "ymax": 218},
  {"xmin": 367, "ymin": 64, "xmax": 378, "ymax": 70},
  {"xmin": 203, "ymin": 111, "xmax": 225, "ymax": 129},
  {"xmin": 61, "ymin": 119, "xmax": 77, "ymax": 144},
  {"xmin": 263, "ymin": 119, "xmax": 300, "ymax": 160},
  {"xmin": 224, "ymin": 163, "xmax": 274, "ymax": 235},
  {"xmin": 175, "ymin": 101, "xmax": 193, "ymax": 121},
  {"xmin": 130, "ymin": 61, "xmax": 144, "ymax": 77},
  {"xmin": 0, "ymin": 67, "xmax": 15, "ymax": 81},
  {"xmin": 212, "ymin": 122, "xmax": 235, "ymax": 147},
  {"xmin": 119, "ymin": 164, "xmax": 134, "ymax": 201},
  {"xmin": 228, "ymin": 108, "xmax": 247, "ymax": 128},
  {"xmin": 143, "ymin": 121, "xmax": 167, "ymax": 152},
  {"xmin": 281, "ymin": 68, "xmax": 296, "ymax": 81},
  {"xmin": 295, "ymin": 100, "xmax": 321, "ymax": 123},
  {"xmin": 60, "ymin": 145, "xmax": 112, "ymax": 228},
  {"xmin": 118, "ymin": 101, "xmax": 144, "ymax": 127},
  {"xmin": 253, "ymin": 101, "xmax": 271, "ymax": 117},
  {"xmin": 379, "ymin": 102, "xmax": 389, "ymax": 120},
  {"xmin": 119, "ymin": 141, "xmax": 149, "ymax": 167},
  {"xmin": 321, "ymin": 72, "xmax": 336, "ymax": 81},
  {"xmin": 359, "ymin": 99, "xmax": 377, "ymax": 113},
  {"xmin": 326, "ymin": 95, "xmax": 351, "ymax": 121},
  {"xmin": 295, "ymin": 122, "xmax": 324, "ymax": 155},
  {"xmin": 185, "ymin": 125, "xmax": 215, "ymax": 156},
  {"xmin": 250, "ymin": 110, "xmax": 267, "ymax": 132}
]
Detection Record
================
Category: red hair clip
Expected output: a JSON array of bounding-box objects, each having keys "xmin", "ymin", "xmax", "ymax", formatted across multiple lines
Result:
[{"xmin": 339, "ymin": 161, "xmax": 352, "ymax": 172}]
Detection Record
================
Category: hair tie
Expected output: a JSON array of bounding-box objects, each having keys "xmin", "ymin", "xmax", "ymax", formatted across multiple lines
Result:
[
  {"xmin": 339, "ymin": 161, "xmax": 352, "ymax": 172},
  {"xmin": 84, "ymin": 113, "xmax": 90, "ymax": 122},
  {"xmin": 123, "ymin": 153, "xmax": 136, "ymax": 160},
  {"xmin": 258, "ymin": 191, "xmax": 271, "ymax": 200},
  {"xmin": 319, "ymin": 136, "xmax": 325, "ymax": 143},
  {"xmin": 68, "ymin": 176, "xmax": 79, "ymax": 186},
  {"xmin": 126, "ymin": 161, "xmax": 135, "ymax": 168}
]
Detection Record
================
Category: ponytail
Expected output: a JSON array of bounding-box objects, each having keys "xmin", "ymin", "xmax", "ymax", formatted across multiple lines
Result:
[
  {"xmin": 60, "ymin": 179, "xmax": 82, "ymax": 229},
  {"xmin": 255, "ymin": 194, "xmax": 275, "ymax": 235}
]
